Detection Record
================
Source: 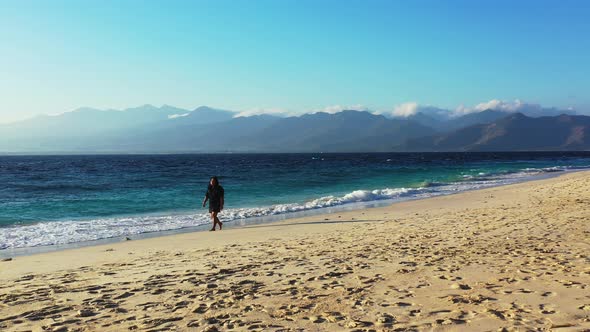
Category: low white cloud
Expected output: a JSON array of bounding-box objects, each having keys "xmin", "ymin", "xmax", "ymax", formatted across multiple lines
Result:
[
  {"xmin": 315, "ymin": 104, "xmax": 368, "ymax": 114},
  {"xmin": 391, "ymin": 102, "xmax": 451, "ymax": 119},
  {"xmin": 233, "ymin": 107, "xmax": 292, "ymax": 118},
  {"xmin": 168, "ymin": 113, "xmax": 189, "ymax": 119},
  {"xmin": 227, "ymin": 105, "xmax": 370, "ymax": 118},
  {"xmin": 392, "ymin": 102, "xmax": 420, "ymax": 117},
  {"xmin": 453, "ymin": 99, "xmax": 573, "ymax": 117},
  {"xmin": 454, "ymin": 99, "xmax": 533, "ymax": 115},
  {"xmin": 476, "ymin": 99, "xmax": 528, "ymax": 112}
]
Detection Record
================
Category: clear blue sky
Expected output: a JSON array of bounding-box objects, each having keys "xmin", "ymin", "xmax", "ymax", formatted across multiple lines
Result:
[{"xmin": 1, "ymin": 0, "xmax": 589, "ymax": 123}]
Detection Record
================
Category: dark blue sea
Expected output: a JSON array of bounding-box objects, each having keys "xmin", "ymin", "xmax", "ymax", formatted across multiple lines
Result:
[{"xmin": 1, "ymin": 152, "xmax": 590, "ymax": 251}]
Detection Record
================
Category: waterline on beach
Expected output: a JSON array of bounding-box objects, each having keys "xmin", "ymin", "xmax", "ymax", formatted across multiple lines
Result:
[{"xmin": 0, "ymin": 166, "xmax": 577, "ymax": 258}]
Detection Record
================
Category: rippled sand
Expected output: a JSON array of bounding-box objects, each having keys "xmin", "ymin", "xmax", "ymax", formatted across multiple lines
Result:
[{"xmin": 1, "ymin": 171, "xmax": 589, "ymax": 331}]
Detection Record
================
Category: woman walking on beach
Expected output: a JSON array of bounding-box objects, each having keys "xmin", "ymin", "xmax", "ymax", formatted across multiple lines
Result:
[{"xmin": 202, "ymin": 176, "xmax": 225, "ymax": 231}]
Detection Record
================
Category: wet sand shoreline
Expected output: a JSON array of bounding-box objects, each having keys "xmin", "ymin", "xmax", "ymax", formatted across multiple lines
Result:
[{"xmin": 0, "ymin": 169, "xmax": 566, "ymax": 259}]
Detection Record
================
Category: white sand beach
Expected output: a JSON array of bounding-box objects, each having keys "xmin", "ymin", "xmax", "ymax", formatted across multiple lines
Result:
[{"xmin": 1, "ymin": 171, "xmax": 589, "ymax": 331}]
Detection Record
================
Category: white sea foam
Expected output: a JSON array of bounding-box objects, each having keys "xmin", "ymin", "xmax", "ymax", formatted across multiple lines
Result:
[{"xmin": 0, "ymin": 166, "xmax": 581, "ymax": 250}]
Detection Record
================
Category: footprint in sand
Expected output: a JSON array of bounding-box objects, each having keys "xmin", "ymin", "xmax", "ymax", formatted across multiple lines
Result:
[
  {"xmin": 539, "ymin": 303, "xmax": 557, "ymax": 314},
  {"xmin": 375, "ymin": 312, "xmax": 396, "ymax": 327},
  {"xmin": 450, "ymin": 283, "xmax": 471, "ymax": 290},
  {"xmin": 321, "ymin": 311, "xmax": 345, "ymax": 323},
  {"xmin": 448, "ymin": 294, "xmax": 495, "ymax": 304}
]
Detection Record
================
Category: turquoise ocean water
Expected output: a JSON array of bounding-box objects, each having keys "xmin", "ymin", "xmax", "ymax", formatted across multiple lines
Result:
[{"xmin": 1, "ymin": 152, "xmax": 589, "ymax": 251}]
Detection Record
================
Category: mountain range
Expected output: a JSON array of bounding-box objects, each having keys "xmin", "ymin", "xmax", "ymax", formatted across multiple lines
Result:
[
  {"xmin": 0, "ymin": 105, "xmax": 588, "ymax": 153},
  {"xmin": 399, "ymin": 113, "xmax": 590, "ymax": 151}
]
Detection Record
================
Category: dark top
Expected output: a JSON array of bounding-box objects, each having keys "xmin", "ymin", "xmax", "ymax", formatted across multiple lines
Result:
[{"xmin": 206, "ymin": 185, "xmax": 224, "ymax": 208}]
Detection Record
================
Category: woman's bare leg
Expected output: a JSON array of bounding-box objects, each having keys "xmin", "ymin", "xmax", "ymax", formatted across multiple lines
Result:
[
  {"xmin": 214, "ymin": 213, "xmax": 223, "ymax": 230},
  {"xmin": 210, "ymin": 212, "xmax": 217, "ymax": 231}
]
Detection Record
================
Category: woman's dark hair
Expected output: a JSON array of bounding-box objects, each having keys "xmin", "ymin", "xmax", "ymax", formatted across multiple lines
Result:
[{"xmin": 208, "ymin": 176, "xmax": 220, "ymax": 189}]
